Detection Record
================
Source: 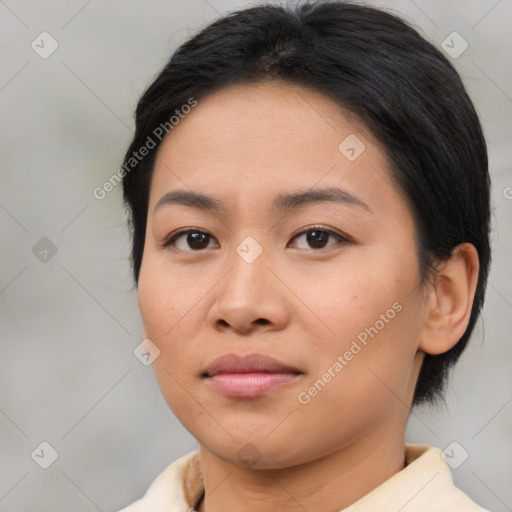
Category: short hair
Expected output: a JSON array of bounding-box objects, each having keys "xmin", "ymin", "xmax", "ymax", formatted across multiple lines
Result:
[{"xmin": 121, "ymin": 0, "xmax": 491, "ymax": 405}]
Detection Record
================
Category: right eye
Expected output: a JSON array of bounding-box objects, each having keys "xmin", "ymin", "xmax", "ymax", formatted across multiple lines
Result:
[{"xmin": 161, "ymin": 229, "xmax": 219, "ymax": 252}]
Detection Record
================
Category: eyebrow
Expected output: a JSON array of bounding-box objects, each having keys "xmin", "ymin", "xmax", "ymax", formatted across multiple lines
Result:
[{"xmin": 153, "ymin": 186, "xmax": 372, "ymax": 215}]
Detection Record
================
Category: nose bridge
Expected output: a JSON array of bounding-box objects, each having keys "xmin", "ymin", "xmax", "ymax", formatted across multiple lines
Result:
[
  {"xmin": 207, "ymin": 219, "xmax": 291, "ymax": 334},
  {"xmin": 207, "ymin": 232, "xmax": 284, "ymax": 332},
  {"xmin": 225, "ymin": 233, "xmax": 269, "ymax": 298}
]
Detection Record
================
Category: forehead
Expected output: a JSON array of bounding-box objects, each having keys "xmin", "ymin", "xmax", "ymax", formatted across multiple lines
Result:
[
  {"xmin": 155, "ymin": 81, "xmax": 374, "ymax": 154},
  {"xmin": 149, "ymin": 81, "xmax": 400, "ymax": 219}
]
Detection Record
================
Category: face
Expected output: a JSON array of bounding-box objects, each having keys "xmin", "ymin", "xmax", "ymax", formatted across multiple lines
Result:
[{"xmin": 137, "ymin": 81, "xmax": 428, "ymax": 469}]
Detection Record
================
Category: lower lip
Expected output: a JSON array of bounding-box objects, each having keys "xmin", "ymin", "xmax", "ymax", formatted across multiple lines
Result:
[{"xmin": 206, "ymin": 372, "xmax": 301, "ymax": 397}]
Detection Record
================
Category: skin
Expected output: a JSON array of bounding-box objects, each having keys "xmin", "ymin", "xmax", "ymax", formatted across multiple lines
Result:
[{"xmin": 137, "ymin": 81, "xmax": 479, "ymax": 512}]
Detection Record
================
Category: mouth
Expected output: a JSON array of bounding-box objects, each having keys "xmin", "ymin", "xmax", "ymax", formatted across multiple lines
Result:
[{"xmin": 202, "ymin": 353, "xmax": 304, "ymax": 398}]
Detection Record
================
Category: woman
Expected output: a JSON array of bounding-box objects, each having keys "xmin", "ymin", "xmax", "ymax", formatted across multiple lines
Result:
[{"xmin": 117, "ymin": 1, "xmax": 491, "ymax": 510}]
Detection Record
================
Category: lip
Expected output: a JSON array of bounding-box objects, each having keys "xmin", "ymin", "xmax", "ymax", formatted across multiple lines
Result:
[{"xmin": 202, "ymin": 353, "xmax": 303, "ymax": 398}]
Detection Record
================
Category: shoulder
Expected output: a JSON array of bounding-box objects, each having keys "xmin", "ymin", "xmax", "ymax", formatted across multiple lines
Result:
[
  {"xmin": 402, "ymin": 444, "xmax": 490, "ymax": 512},
  {"xmin": 115, "ymin": 450, "xmax": 202, "ymax": 512},
  {"xmin": 345, "ymin": 444, "xmax": 491, "ymax": 512}
]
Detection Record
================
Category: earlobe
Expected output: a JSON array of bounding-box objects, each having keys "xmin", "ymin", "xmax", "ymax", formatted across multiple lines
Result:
[{"xmin": 418, "ymin": 243, "xmax": 480, "ymax": 355}]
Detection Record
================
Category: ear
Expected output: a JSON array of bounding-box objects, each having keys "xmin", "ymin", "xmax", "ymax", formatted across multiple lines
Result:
[{"xmin": 418, "ymin": 243, "xmax": 480, "ymax": 355}]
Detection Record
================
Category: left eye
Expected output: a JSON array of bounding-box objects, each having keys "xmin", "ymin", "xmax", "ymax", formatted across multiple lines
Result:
[
  {"xmin": 162, "ymin": 227, "xmax": 348, "ymax": 252},
  {"xmin": 289, "ymin": 227, "xmax": 348, "ymax": 250}
]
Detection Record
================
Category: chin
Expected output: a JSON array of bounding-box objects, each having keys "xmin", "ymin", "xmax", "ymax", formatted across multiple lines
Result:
[{"xmin": 194, "ymin": 430, "xmax": 319, "ymax": 471}]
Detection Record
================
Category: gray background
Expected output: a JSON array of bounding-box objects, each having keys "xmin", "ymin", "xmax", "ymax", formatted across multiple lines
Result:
[{"xmin": 1, "ymin": 0, "xmax": 511, "ymax": 511}]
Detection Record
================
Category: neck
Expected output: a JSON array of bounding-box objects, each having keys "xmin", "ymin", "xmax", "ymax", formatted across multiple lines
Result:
[{"xmin": 196, "ymin": 426, "xmax": 406, "ymax": 512}]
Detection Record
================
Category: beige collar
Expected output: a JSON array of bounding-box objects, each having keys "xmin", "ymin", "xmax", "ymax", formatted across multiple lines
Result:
[{"xmin": 123, "ymin": 444, "xmax": 488, "ymax": 511}]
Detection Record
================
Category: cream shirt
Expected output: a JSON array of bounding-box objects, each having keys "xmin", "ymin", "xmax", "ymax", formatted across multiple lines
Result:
[{"xmin": 117, "ymin": 444, "xmax": 490, "ymax": 511}]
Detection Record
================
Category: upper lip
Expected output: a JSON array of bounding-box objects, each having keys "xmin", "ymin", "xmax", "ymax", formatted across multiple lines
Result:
[{"xmin": 203, "ymin": 353, "xmax": 303, "ymax": 377}]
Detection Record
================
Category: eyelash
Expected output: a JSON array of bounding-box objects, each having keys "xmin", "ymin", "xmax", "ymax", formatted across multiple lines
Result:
[{"xmin": 160, "ymin": 225, "xmax": 351, "ymax": 252}]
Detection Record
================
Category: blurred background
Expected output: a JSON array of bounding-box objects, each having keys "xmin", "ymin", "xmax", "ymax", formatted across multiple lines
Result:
[{"xmin": 1, "ymin": 0, "xmax": 511, "ymax": 510}]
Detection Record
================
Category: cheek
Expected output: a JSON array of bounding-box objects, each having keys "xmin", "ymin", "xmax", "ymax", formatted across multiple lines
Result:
[
  {"xmin": 137, "ymin": 254, "xmax": 198, "ymax": 343},
  {"xmin": 305, "ymin": 268, "xmax": 397, "ymax": 347},
  {"xmin": 294, "ymin": 306, "xmax": 420, "ymax": 444},
  {"xmin": 137, "ymin": 258, "xmax": 189, "ymax": 390},
  {"xmin": 300, "ymin": 254, "xmax": 422, "ymax": 394},
  {"xmin": 137, "ymin": 262, "xmax": 167, "ymax": 342},
  {"xmin": 138, "ymin": 260, "xmax": 199, "ymax": 418}
]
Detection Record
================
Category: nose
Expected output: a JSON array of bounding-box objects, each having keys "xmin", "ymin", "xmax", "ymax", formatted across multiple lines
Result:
[{"xmin": 206, "ymin": 241, "xmax": 290, "ymax": 335}]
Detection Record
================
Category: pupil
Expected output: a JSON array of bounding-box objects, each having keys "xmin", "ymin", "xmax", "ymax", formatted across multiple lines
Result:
[
  {"xmin": 189, "ymin": 232, "xmax": 207, "ymax": 249},
  {"xmin": 308, "ymin": 230, "xmax": 327, "ymax": 248}
]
